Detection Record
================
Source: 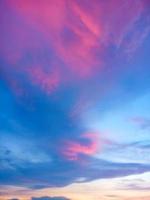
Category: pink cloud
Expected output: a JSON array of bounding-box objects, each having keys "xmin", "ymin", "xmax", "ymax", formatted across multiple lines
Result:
[
  {"xmin": 1, "ymin": 0, "xmax": 149, "ymax": 96},
  {"xmin": 62, "ymin": 132, "xmax": 100, "ymax": 160},
  {"xmin": 25, "ymin": 66, "xmax": 60, "ymax": 94}
]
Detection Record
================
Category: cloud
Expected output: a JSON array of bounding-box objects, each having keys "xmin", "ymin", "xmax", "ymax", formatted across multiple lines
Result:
[
  {"xmin": 61, "ymin": 133, "xmax": 100, "ymax": 160},
  {"xmin": 31, "ymin": 197, "xmax": 70, "ymax": 200},
  {"xmin": 1, "ymin": 154, "xmax": 150, "ymax": 189},
  {"xmin": 7, "ymin": 197, "xmax": 70, "ymax": 200},
  {"xmin": 8, "ymin": 199, "xmax": 20, "ymax": 200},
  {"xmin": 99, "ymin": 139, "xmax": 150, "ymax": 164},
  {"xmin": 124, "ymin": 183, "xmax": 150, "ymax": 191},
  {"xmin": 129, "ymin": 117, "xmax": 150, "ymax": 130},
  {"xmin": 1, "ymin": 0, "xmax": 149, "ymax": 89}
]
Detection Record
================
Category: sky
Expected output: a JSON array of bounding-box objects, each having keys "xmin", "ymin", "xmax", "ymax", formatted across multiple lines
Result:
[{"xmin": 0, "ymin": 0, "xmax": 150, "ymax": 200}]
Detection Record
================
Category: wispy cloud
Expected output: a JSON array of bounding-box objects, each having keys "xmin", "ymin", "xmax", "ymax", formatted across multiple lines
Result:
[{"xmin": 129, "ymin": 117, "xmax": 150, "ymax": 130}]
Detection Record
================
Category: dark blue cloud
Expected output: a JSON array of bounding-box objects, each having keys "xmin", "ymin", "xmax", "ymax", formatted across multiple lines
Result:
[{"xmin": 1, "ymin": 155, "xmax": 150, "ymax": 189}]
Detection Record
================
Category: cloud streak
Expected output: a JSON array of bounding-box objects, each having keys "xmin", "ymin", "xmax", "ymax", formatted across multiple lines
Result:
[{"xmin": 31, "ymin": 197, "xmax": 70, "ymax": 200}]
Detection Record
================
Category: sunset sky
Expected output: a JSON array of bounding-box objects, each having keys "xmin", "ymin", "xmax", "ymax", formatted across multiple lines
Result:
[{"xmin": 0, "ymin": 0, "xmax": 150, "ymax": 200}]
